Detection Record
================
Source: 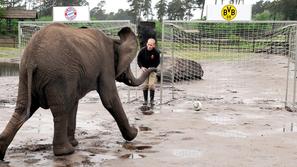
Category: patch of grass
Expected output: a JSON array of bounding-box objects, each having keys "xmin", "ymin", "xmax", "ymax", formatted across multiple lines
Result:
[
  {"xmin": 0, "ymin": 47, "xmax": 20, "ymax": 59},
  {"xmin": 172, "ymin": 49, "xmax": 250, "ymax": 61},
  {"xmin": 0, "ymin": 47, "xmax": 17, "ymax": 51}
]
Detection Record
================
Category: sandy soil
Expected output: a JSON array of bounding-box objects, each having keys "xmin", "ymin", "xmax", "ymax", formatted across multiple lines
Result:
[{"xmin": 1, "ymin": 54, "xmax": 297, "ymax": 167}]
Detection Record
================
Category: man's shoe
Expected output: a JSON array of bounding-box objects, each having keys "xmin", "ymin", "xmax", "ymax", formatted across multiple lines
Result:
[
  {"xmin": 150, "ymin": 100, "xmax": 155, "ymax": 108},
  {"xmin": 143, "ymin": 101, "xmax": 148, "ymax": 106}
]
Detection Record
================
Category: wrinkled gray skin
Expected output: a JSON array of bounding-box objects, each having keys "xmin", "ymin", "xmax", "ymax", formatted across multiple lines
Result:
[{"xmin": 0, "ymin": 23, "xmax": 156, "ymax": 160}]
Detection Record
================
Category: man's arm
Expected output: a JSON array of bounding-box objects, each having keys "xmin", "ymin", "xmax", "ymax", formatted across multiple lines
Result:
[
  {"xmin": 153, "ymin": 50, "xmax": 160, "ymax": 68},
  {"xmin": 137, "ymin": 49, "xmax": 144, "ymax": 68}
]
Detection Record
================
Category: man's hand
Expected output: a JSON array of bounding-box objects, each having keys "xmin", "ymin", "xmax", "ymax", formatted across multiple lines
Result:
[{"xmin": 148, "ymin": 67, "xmax": 158, "ymax": 72}]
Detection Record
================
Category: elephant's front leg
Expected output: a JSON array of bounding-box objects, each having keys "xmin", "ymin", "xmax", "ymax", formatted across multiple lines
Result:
[
  {"xmin": 97, "ymin": 79, "xmax": 137, "ymax": 141},
  {"xmin": 67, "ymin": 101, "xmax": 78, "ymax": 147}
]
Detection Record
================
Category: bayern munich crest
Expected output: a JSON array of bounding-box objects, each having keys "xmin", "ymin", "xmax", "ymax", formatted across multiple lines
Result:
[{"xmin": 64, "ymin": 7, "xmax": 77, "ymax": 21}]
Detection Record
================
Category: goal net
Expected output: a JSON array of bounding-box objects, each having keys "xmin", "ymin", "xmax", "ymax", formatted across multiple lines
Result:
[
  {"xmin": 160, "ymin": 21, "xmax": 297, "ymax": 108},
  {"xmin": 18, "ymin": 20, "xmax": 139, "ymax": 103}
]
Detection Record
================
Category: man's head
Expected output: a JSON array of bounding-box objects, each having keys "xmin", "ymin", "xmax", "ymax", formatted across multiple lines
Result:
[{"xmin": 146, "ymin": 38, "xmax": 156, "ymax": 51}]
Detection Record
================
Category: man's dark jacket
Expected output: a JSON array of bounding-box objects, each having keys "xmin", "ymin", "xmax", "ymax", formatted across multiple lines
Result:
[{"xmin": 137, "ymin": 47, "xmax": 160, "ymax": 69}]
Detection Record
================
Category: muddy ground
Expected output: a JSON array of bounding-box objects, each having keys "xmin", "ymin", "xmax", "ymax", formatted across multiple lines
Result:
[{"xmin": 1, "ymin": 54, "xmax": 297, "ymax": 167}]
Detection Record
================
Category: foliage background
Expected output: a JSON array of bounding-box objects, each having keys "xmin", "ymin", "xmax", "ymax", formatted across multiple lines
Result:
[{"xmin": 0, "ymin": 0, "xmax": 296, "ymax": 42}]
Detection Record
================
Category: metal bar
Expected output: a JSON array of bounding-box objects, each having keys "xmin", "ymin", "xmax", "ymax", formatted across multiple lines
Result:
[
  {"xmin": 171, "ymin": 25, "xmax": 175, "ymax": 100},
  {"xmin": 18, "ymin": 20, "xmax": 132, "ymax": 24},
  {"xmin": 163, "ymin": 20, "xmax": 297, "ymax": 24},
  {"xmin": 294, "ymin": 28, "xmax": 297, "ymax": 107},
  {"xmin": 285, "ymin": 53, "xmax": 291, "ymax": 107},
  {"xmin": 160, "ymin": 21, "xmax": 165, "ymax": 105}
]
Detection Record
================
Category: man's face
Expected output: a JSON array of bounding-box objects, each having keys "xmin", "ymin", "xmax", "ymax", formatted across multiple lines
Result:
[{"xmin": 146, "ymin": 39, "xmax": 156, "ymax": 51}]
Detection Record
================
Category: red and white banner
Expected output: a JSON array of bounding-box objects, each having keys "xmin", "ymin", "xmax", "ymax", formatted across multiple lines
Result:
[{"xmin": 53, "ymin": 6, "xmax": 90, "ymax": 21}]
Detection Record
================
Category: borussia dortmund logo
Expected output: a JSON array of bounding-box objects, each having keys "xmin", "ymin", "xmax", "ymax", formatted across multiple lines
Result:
[{"xmin": 221, "ymin": 4, "xmax": 237, "ymax": 21}]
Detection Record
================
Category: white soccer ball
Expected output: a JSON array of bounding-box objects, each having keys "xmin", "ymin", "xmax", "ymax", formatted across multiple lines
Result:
[{"xmin": 193, "ymin": 101, "xmax": 202, "ymax": 111}]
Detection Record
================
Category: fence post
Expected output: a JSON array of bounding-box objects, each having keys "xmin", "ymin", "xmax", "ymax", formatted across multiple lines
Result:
[
  {"xmin": 252, "ymin": 36, "xmax": 255, "ymax": 52},
  {"xmin": 294, "ymin": 28, "xmax": 297, "ymax": 108},
  {"xmin": 171, "ymin": 25, "xmax": 175, "ymax": 100},
  {"xmin": 18, "ymin": 22, "xmax": 21, "ymax": 49},
  {"xmin": 285, "ymin": 29, "xmax": 292, "ymax": 108},
  {"xmin": 160, "ymin": 21, "xmax": 165, "ymax": 105},
  {"xmin": 218, "ymin": 39, "xmax": 221, "ymax": 52}
]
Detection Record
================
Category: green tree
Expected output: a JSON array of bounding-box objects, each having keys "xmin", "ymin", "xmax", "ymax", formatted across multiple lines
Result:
[
  {"xmin": 142, "ymin": 0, "xmax": 152, "ymax": 20},
  {"xmin": 0, "ymin": 0, "xmax": 5, "ymax": 23},
  {"xmin": 127, "ymin": 0, "xmax": 143, "ymax": 23},
  {"xmin": 184, "ymin": 0, "xmax": 194, "ymax": 20},
  {"xmin": 0, "ymin": 0, "xmax": 4, "ymax": 13},
  {"xmin": 37, "ymin": 0, "xmax": 54, "ymax": 16},
  {"xmin": 155, "ymin": 0, "xmax": 167, "ymax": 22},
  {"xmin": 252, "ymin": 0, "xmax": 297, "ymax": 20},
  {"xmin": 252, "ymin": 0, "xmax": 265, "ymax": 16},
  {"xmin": 105, "ymin": 9, "xmax": 133, "ymax": 20},
  {"xmin": 54, "ymin": 0, "xmax": 87, "ymax": 6},
  {"xmin": 254, "ymin": 10, "xmax": 271, "ymax": 20},
  {"xmin": 1, "ymin": 0, "xmax": 22, "ymax": 8},
  {"xmin": 90, "ymin": 0, "xmax": 106, "ymax": 20},
  {"xmin": 267, "ymin": 0, "xmax": 282, "ymax": 20},
  {"xmin": 278, "ymin": 0, "xmax": 297, "ymax": 20},
  {"xmin": 78, "ymin": 0, "xmax": 89, "ymax": 6},
  {"xmin": 193, "ymin": 0, "xmax": 205, "ymax": 19},
  {"xmin": 167, "ymin": 0, "xmax": 185, "ymax": 20}
]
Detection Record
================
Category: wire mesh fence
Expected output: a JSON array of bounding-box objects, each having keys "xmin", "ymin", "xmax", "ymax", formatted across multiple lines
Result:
[
  {"xmin": 160, "ymin": 21, "xmax": 297, "ymax": 108},
  {"xmin": 18, "ymin": 20, "xmax": 297, "ymax": 109}
]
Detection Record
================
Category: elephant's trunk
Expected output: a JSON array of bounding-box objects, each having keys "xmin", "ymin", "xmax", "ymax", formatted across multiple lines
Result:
[{"xmin": 118, "ymin": 67, "xmax": 157, "ymax": 86}]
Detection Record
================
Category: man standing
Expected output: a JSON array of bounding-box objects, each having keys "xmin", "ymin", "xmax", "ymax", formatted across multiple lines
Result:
[{"xmin": 137, "ymin": 38, "xmax": 160, "ymax": 107}]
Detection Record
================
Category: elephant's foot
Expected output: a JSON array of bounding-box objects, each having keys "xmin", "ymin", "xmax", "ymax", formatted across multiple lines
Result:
[
  {"xmin": 53, "ymin": 143, "xmax": 75, "ymax": 156},
  {"xmin": 0, "ymin": 147, "xmax": 5, "ymax": 161},
  {"xmin": 0, "ymin": 135, "xmax": 8, "ymax": 161},
  {"xmin": 123, "ymin": 126, "xmax": 138, "ymax": 141},
  {"xmin": 69, "ymin": 138, "xmax": 78, "ymax": 147}
]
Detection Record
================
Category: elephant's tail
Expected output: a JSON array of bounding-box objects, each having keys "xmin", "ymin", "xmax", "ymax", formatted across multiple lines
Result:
[{"xmin": 25, "ymin": 64, "xmax": 36, "ymax": 119}]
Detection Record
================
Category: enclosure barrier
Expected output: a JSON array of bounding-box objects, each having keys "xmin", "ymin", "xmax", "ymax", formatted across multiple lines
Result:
[
  {"xmin": 285, "ymin": 25, "xmax": 297, "ymax": 111},
  {"xmin": 18, "ymin": 21, "xmax": 297, "ymax": 109},
  {"xmin": 161, "ymin": 21, "xmax": 297, "ymax": 108}
]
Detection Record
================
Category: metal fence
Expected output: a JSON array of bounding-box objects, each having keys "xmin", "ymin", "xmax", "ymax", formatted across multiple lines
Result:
[
  {"xmin": 285, "ymin": 25, "xmax": 297, "ymax": 111},
  {"xmin": 160, "ymin": 21, "xmax": 297, "ymax": 109},
  {"xmin": 18, "ymin": 20, "xmax": 297, "ymax": 109}
]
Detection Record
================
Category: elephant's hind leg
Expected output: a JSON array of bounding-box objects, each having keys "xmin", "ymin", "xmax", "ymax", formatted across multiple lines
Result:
[
  {"xmin": 46, "ymin": 82, "xmax": 75, "ymax": 156},
  {"xmin": 0, "ymin": 100, "xmax": 39, "ymax": 160},
  {"xmin": 50, "ymin": 104, "xmax": 75, "ymax": 156},
  {"xmin": 67, "ymin": 101, "xmax": 79, "ymax": 147}
]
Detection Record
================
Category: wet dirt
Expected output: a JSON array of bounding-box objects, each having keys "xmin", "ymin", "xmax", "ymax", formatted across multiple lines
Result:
[{"xmin": 1, "ymin": 55, "xmax": 297, "ymax": 166}]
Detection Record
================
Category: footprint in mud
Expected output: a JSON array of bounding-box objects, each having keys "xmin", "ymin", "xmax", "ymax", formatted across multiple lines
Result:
[
  {"xmin": 0, "ymin": 161, "xmax": 10, "ymax": 167},
  {"xmin": 120, "ymin": 153, "xmax": 145, "ymax": 159},
  {"xmin": 24, "ymin": 158, "xmax": 40, "ymax": 164},
  {"xmin": 122, "ymin": 142, "xmax": 152, "ymax": 151},
  {"xmin": 9, "ymin": 144, "xmax": 52, "ymax": 153},
  {"xmin": 139, "ymin": 125, "xmax": 152, "ymax": 131},
  {"xmin": 142, "ymin": 110, "xmax": 154, "ymax": 115}
]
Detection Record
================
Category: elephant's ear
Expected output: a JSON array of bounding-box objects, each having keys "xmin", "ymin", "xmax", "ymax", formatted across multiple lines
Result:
[{"xmin": 115, "ymin": 27, "xmax": 138, "ymax": 78}]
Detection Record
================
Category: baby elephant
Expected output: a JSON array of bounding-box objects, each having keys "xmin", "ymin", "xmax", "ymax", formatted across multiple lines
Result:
[{"xmin": 0, "ymin": 23, "xmax": 156, "ymax": 160}]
